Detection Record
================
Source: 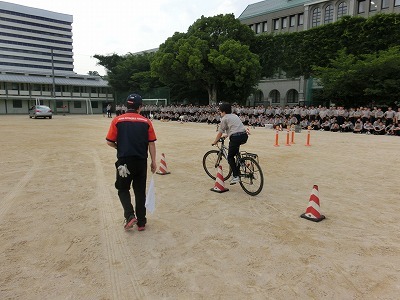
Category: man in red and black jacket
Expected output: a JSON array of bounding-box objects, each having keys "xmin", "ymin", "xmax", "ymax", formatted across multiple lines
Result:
[{"xmin": 106, "ymin": 94, "xmax": 157, "ymax": 231}]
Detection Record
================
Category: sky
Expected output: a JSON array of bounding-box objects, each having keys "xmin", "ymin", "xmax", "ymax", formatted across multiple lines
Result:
[{"xmin": 10, "ymin": 0, "xmax": 257, "ymax": 76}]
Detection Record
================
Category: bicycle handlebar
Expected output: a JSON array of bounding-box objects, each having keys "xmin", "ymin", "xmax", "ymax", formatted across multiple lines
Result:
[{"xmin": 212, "ymin": 137, "xmax": 226, "ymax": 146}]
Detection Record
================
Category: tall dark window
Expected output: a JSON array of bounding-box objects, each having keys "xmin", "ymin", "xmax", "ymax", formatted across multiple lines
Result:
[
  {"xmin": 358, "ymin": 0, "xmax": 366, "ymax": 13},
  {"xmin": 270, "ymin": 90, "xmax": 280, "ymax": 103},
  {"xmin": 312, "ymin": 8, "xmax": 321, "ymax": 27},
  {"xmin": 298, "ymin": 13, "xmax": 304, "ymax": 25},
  {"xmin": 273, "ymin": 19, "xmax": 279, "ymax": 30},
  {"xmin": 369, "ymin": 0, "xmax": 378, "ymax": 11},
  {"xmin": 325, "ymin": 5, "xmax": 334, "ymax": 23},
  {"xmin": 289, "ymin": 15, "xmax": 296, "ymax": 27},
  {"xmin": 287, "ymin": 89, "xmax": 299, "ymax": 103},
  {"xmin": 263, "ymin": 21, "xmax": 268, "ymax": 32},
  {"xmin": 281, "ymin": 17, "xmax": 287, "ymax": 28},
  {"xmin": 337, "ymin": 2, "xmax": 348, "ymax": 19}
]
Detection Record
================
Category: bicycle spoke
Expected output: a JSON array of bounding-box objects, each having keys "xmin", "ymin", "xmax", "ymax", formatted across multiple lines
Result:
[
  {"xmin": 203, "ymin": 149, "xmax": 232, "ymax": 181},
  {"xmin": 239, "ymin": 157, "xmax": 264, "ymax": 196}
]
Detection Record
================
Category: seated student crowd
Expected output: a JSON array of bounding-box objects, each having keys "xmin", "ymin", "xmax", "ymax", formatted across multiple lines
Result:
[{"xmin": 140, "ymin": 104, "xmax": 400, "ymax": 136}]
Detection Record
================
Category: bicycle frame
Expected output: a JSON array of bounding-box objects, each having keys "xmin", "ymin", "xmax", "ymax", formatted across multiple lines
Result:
[{"xmin": 203, "ymin": 137, "xmax": 264, "ymax": 196}]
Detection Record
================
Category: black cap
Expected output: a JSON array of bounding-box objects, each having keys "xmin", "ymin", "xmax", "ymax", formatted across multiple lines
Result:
[{"xmin": 126, "ymin": 94, "xmax": 142, "ymax": 109}]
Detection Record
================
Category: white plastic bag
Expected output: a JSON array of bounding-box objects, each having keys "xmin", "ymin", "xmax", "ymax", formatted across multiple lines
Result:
[{"xmin": 145, "ymin": 175, "xmax": 156, "ymax": 213}]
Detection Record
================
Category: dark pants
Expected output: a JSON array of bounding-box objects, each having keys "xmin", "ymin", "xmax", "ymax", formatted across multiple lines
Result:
[
  {"xmin": 115, "ymin": 157, "xmax": 147, "ymax": 227},
  {"xmin": 228, "ymin": 133, "xmax": 248, "ymax": 177}
]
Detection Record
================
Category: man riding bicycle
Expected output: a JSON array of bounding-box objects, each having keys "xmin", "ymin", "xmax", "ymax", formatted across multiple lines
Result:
[{"xmin": 212, "ymin": 103, "xmax": 248, "ymax": 185}]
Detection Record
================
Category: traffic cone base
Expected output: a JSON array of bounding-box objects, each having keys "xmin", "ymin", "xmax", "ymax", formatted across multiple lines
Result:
[
  {"xmin": 300, "ymin": 185, "xmax": 325, "ymax": 222},
  {"xmin": 300, "ymin": 212, "xmax": 325, "ymax": 222},
  {"xmin": 156, "ymin": 153, "xmax": 171, "ymax": 175},
  {"xmin": 156, "ymin": 170, "xmax": 171, "ymax": 175},
  {"xmin": 210, "ymin": 166, "xmax": 229, "ymax": 193},
  {"xmin": 210, "ymin": 186, "xmax": 229, "ymax": 193}
]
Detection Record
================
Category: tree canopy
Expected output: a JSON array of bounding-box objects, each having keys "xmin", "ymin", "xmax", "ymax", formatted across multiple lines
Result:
[
  {"xmin": 313, "ymin": 46, "xmax": 400, "ymax": 107},
  {"xmin": 94, "ymin": 12, "xmax": 400, "ymax": 107},
  {"xmin": 151, "ymin": 14, "xmax": 261, "ymax": 104}
]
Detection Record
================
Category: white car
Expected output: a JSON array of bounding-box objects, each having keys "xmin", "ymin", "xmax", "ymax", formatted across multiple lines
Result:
[{"xmin": 29, "ymin": 105, "xmax": 53, "ymax": 119}]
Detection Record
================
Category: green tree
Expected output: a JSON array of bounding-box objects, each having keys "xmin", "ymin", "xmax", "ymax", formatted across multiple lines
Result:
[
  {"xmin": 87, "ymin": 70, "xmax": 100, "ymax": 76},
  {"xmin": 313, "ymin": 47, "xmax": 400, "ymax": 106},
  {"xmin": 151, "ymin": 14, "xmax": 260, "ymax": 104},
  {"xmin": 94, "ymin": 52, "xmax": 162, "ymax": 96}
]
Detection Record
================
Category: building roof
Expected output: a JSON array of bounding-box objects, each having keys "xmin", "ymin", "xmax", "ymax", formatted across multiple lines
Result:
[
  {"xmin": 0, "ymin": 1, "xmax": 72, "ymax": 22},
  {"xmin": 238, "ymin": 0, "xmax": 312, "ymax": 20},
  {"xmin": 0, "ymin": 73, "xmax": 109, "ymax": 87}
]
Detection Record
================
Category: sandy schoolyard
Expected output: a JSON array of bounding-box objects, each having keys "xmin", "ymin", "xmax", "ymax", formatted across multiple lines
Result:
[{"xmin": 0, "ymin": 114, "xmax": 399, "ymax": 299}]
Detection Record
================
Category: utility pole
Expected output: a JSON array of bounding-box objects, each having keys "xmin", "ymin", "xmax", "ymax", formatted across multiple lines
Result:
[{"xmin": 51, "ymin": 48, "xmax": 56, "ymax": 114}]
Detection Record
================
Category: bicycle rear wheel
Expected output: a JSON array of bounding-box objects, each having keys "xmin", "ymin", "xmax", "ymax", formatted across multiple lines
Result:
[
  {"xmin": 202, "ymin": 150, "xmax": 232, "ymax": 181},
  {"xmin": 239, "ymin": 157, "xmax": 264, "ymax": 196}
]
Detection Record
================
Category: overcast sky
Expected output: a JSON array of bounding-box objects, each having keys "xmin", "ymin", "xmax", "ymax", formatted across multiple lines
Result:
[{"xmin": 11, "ymin": 0, "xmax": 256, "ymax": 76}]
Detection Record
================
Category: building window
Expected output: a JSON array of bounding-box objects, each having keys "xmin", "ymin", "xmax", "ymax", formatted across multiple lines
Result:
[
  {"xmin": 56, "ymin": 101, "xmax": 64, "ymax": 108},
  {"xmin": 381, "ymin": 0, "xmax": 389, "ymax": 8},
  {"xmin": 369, "ymin": 0, "xmax": 378, "ymax": 10},
  {"xmin": 298, "ymin": 13, "xmax": 304, "ymax": 25},
  {"xmin": 74, "ymin": 101, "xmax": 82, "ymax": 108},
  {"xmin": 287, "ymin": 89, "xmax": 299, "ymax": 103},
  {"xmin": 273, "ymin": 19, "xmax": 279, "ymax": 30},
  {"xmin": 73, "ymin": 86, "xmax": 80, "ymax": 93},
  {"xmin": 263, "ymin": 21, "xmax": 268, "ymax": 32},
  {"xmin": 13, "ymin": 100, "xmax": 22, "ymax": 108},
  {"xmin": 337, "ymin": 2, "xmax": 348, "ymax": 19},
  {"xmin": 270, "ymin": 90, "xmax": 280, "ymax": 103},
  {"xmin": 289, "ymin": 15, "xmax": 296, "ymax": 27},
  {"xmin": 395, "ymin": 0, "xmax": 400, "ymax": 6},
  {"xmin": 312, "ymin": 8, "xmax": 321, "ymax": 27},
  {"xmin": 256, "ymin": 23, "xmax": 262, "ymax": 33},
  {"xmin": 358, "ymin": 0, "xmax": 366, "ymax": 13},
  {"xmin": 281, "ymin": 17, "xmax": 287, "ymax": 28},
  {"xmin": 249, "ymin": 24, "xmax": 254, "ymax": 31},
  {"xmin": 325, "ymin": 5, "xmax": 334, "ymax": 23},
  {"xmin": 91, "ymin": 101, "xmax": 98, "ymax": 108},
  {"xmin": 11, "ymin": 83, "xmax": 19, "ymax": 90}
]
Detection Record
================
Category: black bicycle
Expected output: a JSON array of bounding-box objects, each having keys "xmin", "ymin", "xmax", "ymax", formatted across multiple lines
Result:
[{"xmin": 202, "ymin": 137, "xmax": 264, "ymax": 196}]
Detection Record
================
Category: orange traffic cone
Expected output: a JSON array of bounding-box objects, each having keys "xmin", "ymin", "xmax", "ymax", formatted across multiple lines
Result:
[
  {"xmin": 300, "ymin": 185, "xmax": 325, "ymax": 222},
  {"xmin": 156, "ymin": 153, "xmax": 171, "ymax": 175},
  {"xmin": 305, "ymin": 126, "xmax": 311, "ymax": 146},
  {"xmin": 274, "ymin": 127, "xmax": 280, "ymax": 147},
  {"xmin": 285, "ymin": 127, "xmax": 291, "ymax": 146},
  {"xmin": 210, "ymin": 165, "xmax": 229, "ymax": 193}
]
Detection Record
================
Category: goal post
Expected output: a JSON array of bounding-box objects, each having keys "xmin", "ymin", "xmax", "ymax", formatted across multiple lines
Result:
[{"xmin": 142, "ymin": 98, "xmax": 167, "ymax": 106}]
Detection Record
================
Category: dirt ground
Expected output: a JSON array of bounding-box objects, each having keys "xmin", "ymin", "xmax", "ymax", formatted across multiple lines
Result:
[{"xmin": 0, "ymin": 114, "xmax": 399, "ymax": 300}]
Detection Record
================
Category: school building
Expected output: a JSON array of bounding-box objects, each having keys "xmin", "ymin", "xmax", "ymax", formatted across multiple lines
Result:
[
  {"xmin": 238, "ymin": 0, "xmax": 400, "ymax": 106},
  {"xmin": 0, "ymin": 1, "xmax": 113, "ymax": 115}
]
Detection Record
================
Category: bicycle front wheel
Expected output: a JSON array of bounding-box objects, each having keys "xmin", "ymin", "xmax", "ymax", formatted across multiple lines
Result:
[
  {"xmin": 239, "ymin": 157, "xmax": 264, "ymax": 196},
  {"xmin": 202, "ymin": 150, "xmax": 232, "ymax": 181}
]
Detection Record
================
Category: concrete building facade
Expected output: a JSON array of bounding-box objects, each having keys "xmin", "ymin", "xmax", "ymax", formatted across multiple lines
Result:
[
  {"xmin": 0, "ymin": 1, "xmax": 113, "ymax": 115},
  {"xmin": 238, "ymin": 0, "xmax": 400, "ymax": 107}
]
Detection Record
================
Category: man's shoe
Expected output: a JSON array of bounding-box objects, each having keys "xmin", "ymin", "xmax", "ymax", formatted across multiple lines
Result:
[
  {"xmin": 124, "ymin": 216, "xmax": 137, "ymax": 230},
  {"xmin": 230, "ymin": 176, "xmax": 240, "ymax": 185},
  {"xmin": 137, "ymin": 225, "xmax": 146, "ymax": 232}
]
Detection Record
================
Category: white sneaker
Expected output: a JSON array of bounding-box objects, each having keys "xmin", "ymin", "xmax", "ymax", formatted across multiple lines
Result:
[{"xmin": 230, "ymin": 176, "xmax": 240, "ymax": 185}]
